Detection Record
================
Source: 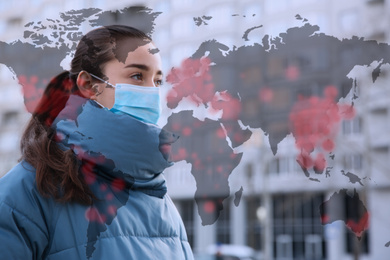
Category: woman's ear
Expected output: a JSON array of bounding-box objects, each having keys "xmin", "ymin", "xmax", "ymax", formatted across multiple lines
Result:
[{"xmin": 76, "ymin": 71, "xmax": 96, "ymax": 98}]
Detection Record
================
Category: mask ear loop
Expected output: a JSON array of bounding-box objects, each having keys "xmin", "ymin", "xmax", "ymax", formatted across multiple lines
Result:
[
  {"xmin": 89, "ymin": 73, "xmax": 115, "ymax": 89},
  {"xmin": 86, "ymin": 73, "xmax": 115, "ymax": 108}
]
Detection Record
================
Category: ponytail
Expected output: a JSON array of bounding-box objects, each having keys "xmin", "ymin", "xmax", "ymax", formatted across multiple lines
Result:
[
  {"xmin": 33, "ymin": 71, "xmax": 79, "ymax": 127},
  {"xmin": 20, "ymin": 71, "xmax": 96, "ymax": 205}
]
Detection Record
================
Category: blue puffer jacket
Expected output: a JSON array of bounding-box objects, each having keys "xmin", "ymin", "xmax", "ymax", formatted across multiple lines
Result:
[{"xmin": 0, "ymin": 95, "xmax": 194, "ymax": 260}]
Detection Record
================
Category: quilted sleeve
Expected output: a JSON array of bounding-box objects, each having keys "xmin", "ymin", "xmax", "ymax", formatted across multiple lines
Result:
[{"xmin": 0, "ymin": 201, "xmax": 49, "ymax": 260}]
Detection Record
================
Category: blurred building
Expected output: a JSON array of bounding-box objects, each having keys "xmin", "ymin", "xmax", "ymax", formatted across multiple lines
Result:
[{"xmin": 0, "ymin": 1, "xmax": 390, "ymax": 260}]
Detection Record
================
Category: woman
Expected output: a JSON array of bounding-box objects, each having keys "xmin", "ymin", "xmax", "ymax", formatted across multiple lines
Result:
[{"xmin": 0, "ymin": 25, "xmax": 194, "ymax": 260}]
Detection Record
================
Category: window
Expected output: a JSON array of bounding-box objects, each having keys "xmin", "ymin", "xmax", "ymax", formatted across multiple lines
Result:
[
  {"xmin": 177, "ymin": 200, "xmax": 195, "ymax": 248},
  {"xmin": 343, "ymin": 154, "xmax": 363, "ymax": 171},
  {"xmin": 344, "ymin": 192, "xmax": 370, "ymax": 254},
  {"xmin": 371, "ymin": 107, "xmax": 388, "ymax": 115},
  {"xmin": 216, "ymin": 199, "xmax": 231, "ymax": 244},
  {"xmin": 346, "ymin": 228, "xmax": 370, "ymax": 255},
  {"xmin": 268, "ymin": 89, "xmax": 290, "ymax": 110},
  {"xmin": 305, "ymin": 234, "xmax": 323, "ymax": 260},
  {"xmin": 7, "ymin": 17, "xmax": 22, "ymax": 28},
  {"xmin": 268, "ymin": 157, "xmax": 279, "ymax": 174},
  {"xmin": 267, "ymin": 156, "xmax": 296, "ymax": 175},
  {"xmin": 339, "ymin": 45, "xmax": 361, "ymax": 68},
  {"xmin": 246, "ymin": 163, "xmax": 254, "ymax": 183},
  {"xmin": 246, "ymin": 197, "xmax": 262, "ymax": 250},
  {"xmin": 342, "ymin": 116, "xmax": 362, "ymax": 135},
  {"xmin": 243, "ymin": 97, "xmax": 261, "ymax": 119},
  {"xmin": 2, "ymin": 111, "xmax": 18, "ymax": 125},
  {"xmin": 273, "ymin": 193, "xmax": 326, "ymax": 259},
  {"xmin": 341, "ymin": 80, "xmax": 354, "ymax": 97},
  {"xmin": 339, "ymin": 10, "xmax": 359, "ymax": 34},
  {"xmin": 267, "ymin": 56, "xmax": 284, "ymax": 78},
  {"xmin": 276, "ymin": 234, "xmax": 293, "ymax": 259},
  {"xmin": 367, "ymin": 0, "xmax": 385, "ymax": 4}
]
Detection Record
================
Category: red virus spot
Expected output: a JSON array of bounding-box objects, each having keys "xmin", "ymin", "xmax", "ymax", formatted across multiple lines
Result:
[
  {"xmin": 290, "ymin": 85, "xmax": 356, "ymax": 173},
  {"xmin": 259, "ymin": 87, "xmax": 274, "ymax": 103},
  {"xmin": 339, "ymin": 104, "xmax": 356, "ymax": 120},
  {"xmin": 111, "ymin": 178, "xmax": 126, "ymax": 192},
  {"xmin": 324, "ymin": 85, "xmax": 338, "ymax": 99},
  {"xmin": 85, "ymin": 207, "xmax": 100, "ymax": 222},
  {"xmin": 321, "ymin": 214, "xmax": 330, "ymax": 224},
  {"xmin": 182, "ymin": 127, "xmax": 192, "ymax": 136},
  {"xmin": 98, "ymin": 214, "xmax": 107, "ymax": 224},
  {"xmin": 166, "ymin": 57, "xmax": 214, "ymax": 108},
  {"xmin": 216, "ymin": 128, "xmax": 226, "ymax": 139},
  {"xmin": 285, "ymin": 65, "xmax": 300, "ymax": 81},
  {"xmin": 313, "ymin": 153, "xmax": 326, "ymax": 173},
  {"xmin": 82, "ymin": 165, "xmax": 96, "ymax": 185},
  {"xmin": 62, "ymin": 77, "xmax": 74, "ymax": 92},
  {"xmin": 107, "ymin": 205, "xmax": 117, "ymax": 216},
  {"xmin": 159, "ymin": 144, "xmax": 171, "ymax": 155},
  {"xmin": 296, "ymin": 152, "xmax": 313, "ymax": 169},
  {"xmin": 322, "ymin": 139, "xmax": 334, "ymax": 152},
  {"xmin": 234, "ymin": 133, "xmax": 244, "ymax": 143},
  {"xmin": 171, "ymin": 123, "xmax": 181, "ymax": 131},
  {"xmin": 106, "ymin": 193, "xmax": 114, "ymax": 201},
  {"xmin": 193, "ymin": 159, "xmax": 201, "ymax": 170},
  {"xmin": 54, "ymin": 132, "xmax": 65, "ymax": 142},
  {"xmin": 346, "ymin": 212, "xmax": 370, "ymax": 238},
  {"xmin": 203, "ymin": 201, "xmax": 215, "ymax": 214},
  {"xmin": 30, "ymin": 75, "xmax": 38, "ymax": 84},
  {"xmin": 100, "ymin": 183, "xmax": 107, "ymax": 192},
  {"xmin": 172, "ymin": 148, "xmax": 188, "ymax": 161},
  {"xmin": 210, "ymin": 92, "xmax": 242, "ymax": 120},
  {"xmin": 18, "ymin": 75, "xmax": 46, "ymax": 113}
]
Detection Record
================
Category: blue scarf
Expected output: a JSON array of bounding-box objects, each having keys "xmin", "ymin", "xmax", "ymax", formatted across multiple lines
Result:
[
  {"xmin": 52, "ymin": 95, "xmax": 179, "ymax": 259},
  {"xmin": 53, "ymin": 95, "xmax": 177, "ymax": 198}
]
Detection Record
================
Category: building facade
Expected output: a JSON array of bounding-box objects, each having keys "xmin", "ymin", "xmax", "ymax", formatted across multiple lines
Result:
[{"xmin": 1, "ymin": 1, "xmax": 390, "ymax": 260}]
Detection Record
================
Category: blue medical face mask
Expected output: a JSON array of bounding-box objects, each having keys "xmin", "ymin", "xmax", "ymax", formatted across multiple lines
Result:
[{"xmin": 89, "ymin": 73, "xmax": 161, "ymax": 124}]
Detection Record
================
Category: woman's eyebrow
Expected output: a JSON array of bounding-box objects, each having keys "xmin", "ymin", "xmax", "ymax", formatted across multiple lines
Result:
[{"xmin": 124, "ymin": 63, "xmax": 163, "ymax": 75}]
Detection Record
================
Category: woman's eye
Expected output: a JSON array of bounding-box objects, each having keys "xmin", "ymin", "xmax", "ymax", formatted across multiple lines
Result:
[
  {"xmin": 131, "ymin": 73, "xmax": 143, "ymax": 81},
  {"xmin": 156, "ymin": 79, "xmax": 164, "ymax": 86}
]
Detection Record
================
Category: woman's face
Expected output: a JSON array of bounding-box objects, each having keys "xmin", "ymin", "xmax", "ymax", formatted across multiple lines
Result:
[{"xmin": 92, "ymin": 41, "xmax": 163, "ymax": 109}]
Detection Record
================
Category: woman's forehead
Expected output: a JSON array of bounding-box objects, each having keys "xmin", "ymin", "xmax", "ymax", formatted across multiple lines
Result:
[
  {"xmin": 113, "ymin": 38, "xmax": 154, "ymax": 63},
  {"xmin": 124, "ymin": 43, "xmax": 162, "ymax": 67},
  {"xmin": 104, "ymin": 43, "xmax": 162, "ymax": 74}
]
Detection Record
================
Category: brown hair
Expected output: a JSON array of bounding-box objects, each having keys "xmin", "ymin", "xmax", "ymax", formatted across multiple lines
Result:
[{"xmin": 20, "ymin": 25, "xmax": 152, "ymax": 204}]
